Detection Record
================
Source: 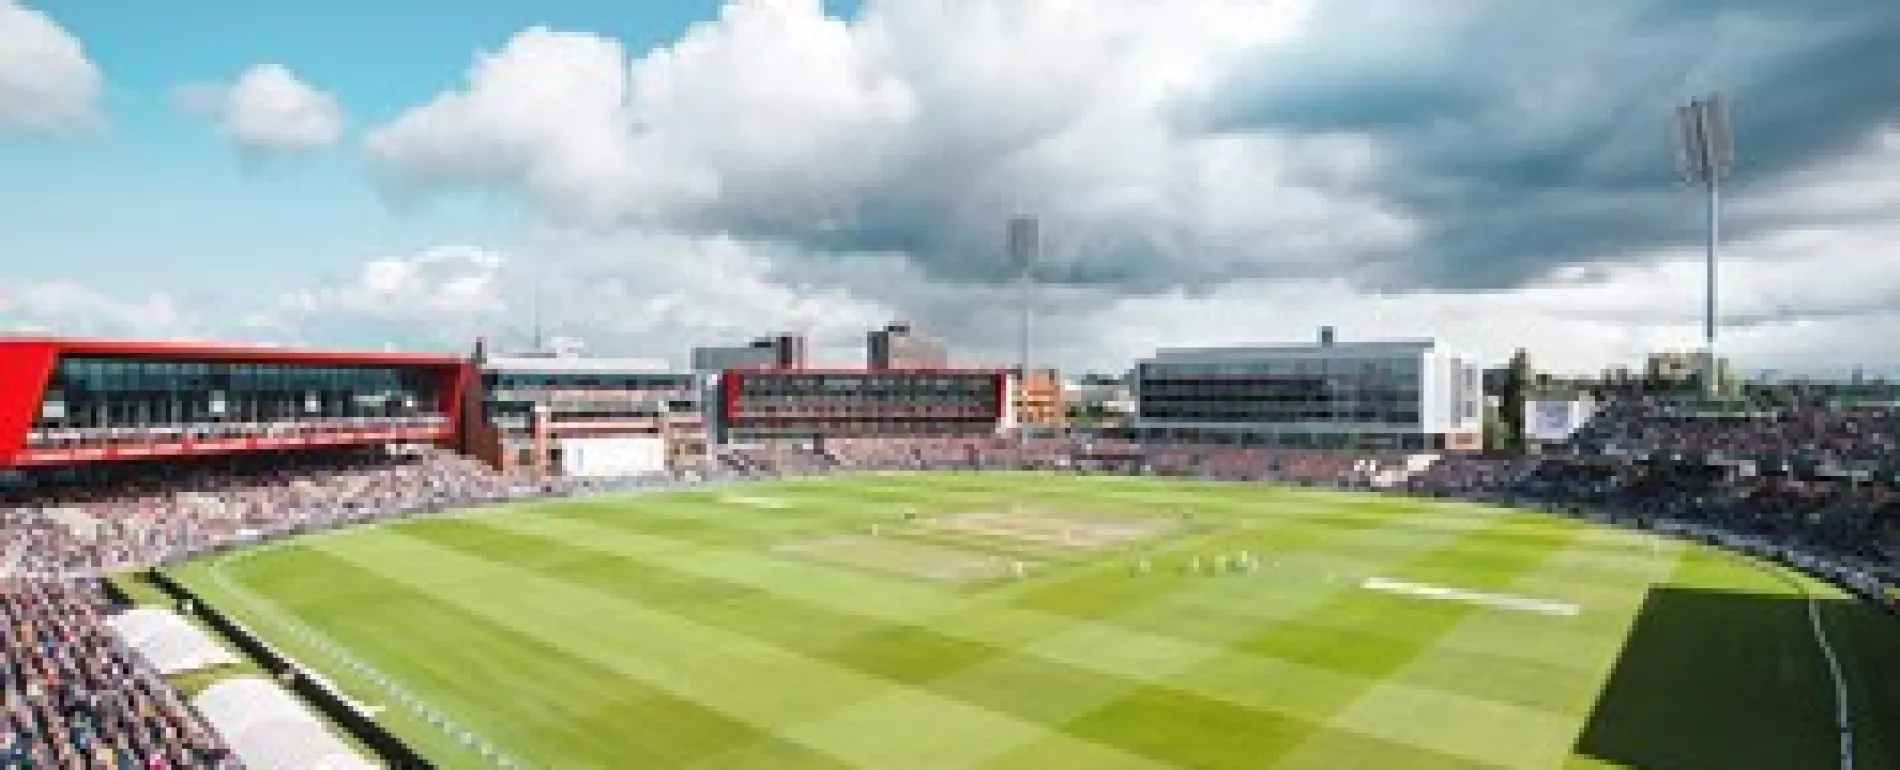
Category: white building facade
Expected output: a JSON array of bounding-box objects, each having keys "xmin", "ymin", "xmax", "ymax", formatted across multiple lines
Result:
[{"xmin": 1131, "ymin": 329, "xmax": 1483, "ymax": 452}]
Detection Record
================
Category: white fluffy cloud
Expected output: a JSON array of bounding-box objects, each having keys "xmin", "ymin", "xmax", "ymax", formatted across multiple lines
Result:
[
  {"xmin": 235, "ymin": 234, "xmax": 893, "ymax": 364},
  {"xmin": 364, "ymin": 7, "xmax": 918, "ymax": 224},
  {"xmin": 245, "ymin": 246, "xmax": 505, "ymax": 349},
  {"xmin": 181, "ymin": 64, "xmax": 343, "ymax": 156},
  {"xmin": 0, "ymin": 282, "xmax": 189, "ymax": 338},
  {"xmin": 365, "ymin": 0, "xmax": 1351, "ymax": 288},
  {"xmin": 513, "ymin": 229, "xmax": 893, "ymax": 363},
  {"xmin": 0, "ymin": 0, "xmax": 102, "ymax": 133}
]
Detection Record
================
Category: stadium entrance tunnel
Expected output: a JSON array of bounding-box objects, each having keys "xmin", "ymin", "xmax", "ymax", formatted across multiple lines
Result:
[{"xmin": 1574, "ymin": 586, "xmax": 1889, "ymax": 769}]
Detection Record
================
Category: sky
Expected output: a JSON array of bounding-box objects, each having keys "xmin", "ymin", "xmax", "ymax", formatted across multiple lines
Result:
[{"xmin": 3, "ymin": 0, "xmax": 1899, "ymax": 378}]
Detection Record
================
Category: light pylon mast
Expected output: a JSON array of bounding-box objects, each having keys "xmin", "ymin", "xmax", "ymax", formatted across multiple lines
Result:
[
  {"xmin": 1008, "ymin": 215, "xmax": 1039, "ymax": 437},
  {"xmin": 1676, "ymin": 94, "xmax": 1734, "ymax": 399}
]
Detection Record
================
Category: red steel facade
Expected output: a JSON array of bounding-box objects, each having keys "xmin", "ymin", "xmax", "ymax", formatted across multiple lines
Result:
[{"xmin": 0, "ymin": 338, "xmax": 470, "ymax": 469}]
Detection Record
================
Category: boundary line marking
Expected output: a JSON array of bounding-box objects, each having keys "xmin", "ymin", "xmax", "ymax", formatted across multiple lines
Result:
[
  {"xmin": 1803, "ymin": 581, "xmax": 1855, "ymax": 770},
  {"xmin": 1692, "ymin": 542, "xmax": 1855, "ymax": 770}
]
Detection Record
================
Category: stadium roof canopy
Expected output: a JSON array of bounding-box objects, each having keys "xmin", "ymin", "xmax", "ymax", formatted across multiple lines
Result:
[
  {"xmin": 107, "ymin": 607, "xmax": 239, "ymax": 675},
  {"xmin": 194, "ymin": 677, "xmax": 376, "ymax": 770},
  {"xmin": 0, "ymin": 336, "xmax": 464, "ymax": 367}
]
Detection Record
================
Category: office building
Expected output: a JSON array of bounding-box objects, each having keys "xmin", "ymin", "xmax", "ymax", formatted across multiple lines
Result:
[
  {"xmin": 867, "ymin": 323, "xmax": 948, "ymax": 370},
  {"xmin": 1132, "ymin": 327, "xmax": 1482, "ymax": 451}
]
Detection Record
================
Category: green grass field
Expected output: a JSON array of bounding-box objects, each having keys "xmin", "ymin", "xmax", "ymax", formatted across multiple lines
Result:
[{"xmin": 171, "ymin": 473, "xmax": 1900, "ymax": 769}]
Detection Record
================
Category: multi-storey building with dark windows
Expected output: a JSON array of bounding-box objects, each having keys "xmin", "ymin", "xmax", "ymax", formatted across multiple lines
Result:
[
  {"xmin": 719, "ymin": 369, "xmax": 1010, "ymax": 443},
  {"xmin": 690, "ymin": 334, "xmax": 807, "ymax": 374},
  {"xmin": 1132, "ymin": 328, "xmax": 1483, "ymax": 451},
  {"xmin": 867, "ymin": 323, "xmax": 948, "ymax": 370},
  {"xmin": 0, "ymin": 338, "xmax": 466, "ymax": 469},
  {"xmin": 478, "ymin": 355, "xmax": 705, "ymax": 476}
]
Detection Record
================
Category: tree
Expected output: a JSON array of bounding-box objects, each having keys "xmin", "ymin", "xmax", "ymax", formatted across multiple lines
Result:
[
  {"xmin": 1496, "ymin": 348, "xmax": 1531, "ymax": 452},
  {"xmin": 1483, "ymin": 400, "xmax": 1517, "ymax": 453}
]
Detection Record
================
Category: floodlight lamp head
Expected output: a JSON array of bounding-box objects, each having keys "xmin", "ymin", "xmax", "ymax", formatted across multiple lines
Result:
[{"xmin": 1675, "ymin": 94, "xmax": 1734, "ymax": 187}]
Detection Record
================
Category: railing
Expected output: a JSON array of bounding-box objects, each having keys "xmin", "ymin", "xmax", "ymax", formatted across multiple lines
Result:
[
  {"xmin": 19, "ymin": 418, "xmax": 452, "ymax": 465},
  {"xmin": 29, "ymin": 416, "xmax": 448, "ymax": 444}
]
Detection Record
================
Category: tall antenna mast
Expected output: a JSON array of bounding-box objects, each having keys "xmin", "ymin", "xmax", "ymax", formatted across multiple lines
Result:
[
  {"xmin": 1008, "ymin": 215, "xmax": 1039, "ymax": 380},
  {"xmin": 1676, "ymin": 93, "xmax": 1734, "ymax": 399},
  {"xmin": 1008, "ymin": 215, "xmax": 1039, "ymax": 438}
]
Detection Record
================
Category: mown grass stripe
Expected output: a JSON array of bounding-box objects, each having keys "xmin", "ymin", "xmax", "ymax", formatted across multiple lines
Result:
[
  {"xmin": 1001, "ymin": 497, "xmax": 1632, "ymax": 707},
  {"xmin": 448, "ymin": 516, "xmax": 1317, "ymax": 767},
  {"xmin": 485, "ymin": 508, "xmax": 1555, "ymax": 766},
  {"xmin": 402, "ymin": 523, "xmax": 1018, "ymax": 684},
  {"xmin": 459, "ymin": 475, "xmax": 1645, "ymax": 767},
  {"xmin": 426, "ymin": 517, "xmax": 1478, "ymax": 769},
  {"xmin": 1269, "ymin": 521, "xmax": 1599, "ymax": 767},
  {"xmin": 171, "ymin": 474, "xmax": 1897, "ymax": 769},
  {"xmin": 312, "ymin": 525, "xmax": 1142, "ymax": 770},
  {"xmin": 217, "ymin": 545, "xmax": 840, "ymax": 769}
]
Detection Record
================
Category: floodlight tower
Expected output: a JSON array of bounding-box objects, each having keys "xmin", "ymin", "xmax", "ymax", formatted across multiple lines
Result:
[
  {"xmin": 1676, "ymin": 94, "xmax": 1734, "ymax": 399},
  {"xmin": 1008, "ymin": 215, "xmax": 1040, "ymax": 409}
]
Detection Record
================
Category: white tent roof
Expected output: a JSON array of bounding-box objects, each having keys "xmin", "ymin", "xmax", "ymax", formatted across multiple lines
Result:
[
  {"xmin": 108, "ymin": 608, "xmax": 239, "ymax": 675},
  {"xmin": 195, "ymin": 677, "xmax": 376, "ymax": 770}
]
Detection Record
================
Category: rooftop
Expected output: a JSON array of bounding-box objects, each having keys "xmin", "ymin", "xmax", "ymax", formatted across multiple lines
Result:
[
  {"xmin": 484, "ymin": 356, "xmax": 674, "ymax": 374},
  {"xmin": 1146, "ymin": 327, "xmax": 1440, "ymax": 361},
  {"xmin": 1149, "ymin": 339, "xmax": 1438, "ymax": 362},
  {"xmin": 0, "ymin": 336, "xmax": 463, "ymax": 367}
]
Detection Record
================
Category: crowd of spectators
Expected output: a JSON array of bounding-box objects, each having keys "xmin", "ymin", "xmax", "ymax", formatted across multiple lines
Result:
[
  {"xmin": 0, "ymin": 449, "xmax": 563, "ymax": 578},
  {"xmin": 1404, "ymin": 454, "xmax": 1536, "ymax": 501},
  {"xmin": 1509, "ymin": 461, "xmax": 1900, "ymax": 595},
  {"xmin": 716, "ymin": 438, "xmax": 1403, "ymax": 488},
  {"xmin": 1571, "ymin": 396, "xmax": 1900, "ymax": 467},
  {"xmin": 821, "ymin": 437, "xmax": 1081, "ymax": 472},
  {"xmin": 1405, "ymin": 416, "xmax": 1900, "ymax": 610},
  {"xmin": 2, "ymin": 579, "xmax": 238, "ymax": 768}
]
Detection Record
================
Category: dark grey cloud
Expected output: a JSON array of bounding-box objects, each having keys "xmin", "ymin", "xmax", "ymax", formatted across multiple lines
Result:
[
  {"xmin": 741, "ymin": 0, "xmax": 1900, "ymax": 302},
  {"xmin": 1203, "ymin": 0, "xmax": 1900, "ymax": 293}
]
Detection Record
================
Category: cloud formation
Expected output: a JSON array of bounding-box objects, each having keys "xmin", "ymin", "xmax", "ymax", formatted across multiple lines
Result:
[
  {"xmin": 0, "ymin": 0, "xmax": 102, "ymax": 133},
  {"xmin": 181, "ymin": 63, "xmax": 343, "ymax": 157},
  {"xmin": 366, "ymin": 0, "xmax": 1900, "ymax": 294},
  {"xmin": 240, "ymin": 235, "xmax": 894, "ymax": 365},
  {"xmin": 0, "ymin": 282, "xmax": 189, "ymax": 338},
  {"xmin": 242, "ymin": 246, "xmax": 504, "ymax": 349},
  {"xmin": 1206, "ymin": 0, "xmax": 1900, "ymax": 291},
  {"xmin": 337, "ymin": 0, "xmax": 1900, "ymax": 376},
  {"xmin": 365, "ymin": 0, "xmax": 1353, "ymax": 289}
]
